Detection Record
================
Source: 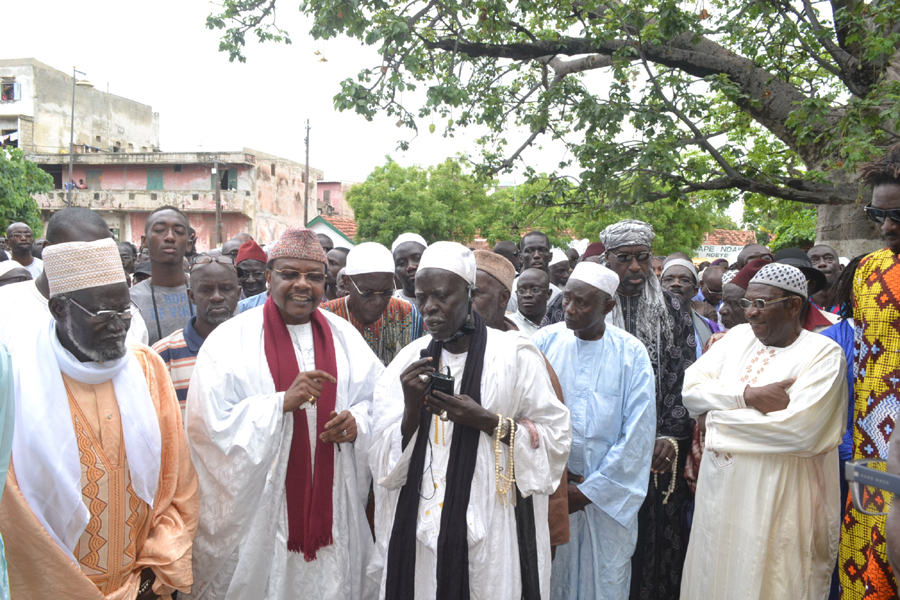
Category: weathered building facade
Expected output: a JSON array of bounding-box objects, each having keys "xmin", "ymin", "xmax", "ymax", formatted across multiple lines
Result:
[
  {"xmin": 316, "ymin": 181, "xmax": 356, "ymax": 219},
  {"xmin": 6, "ymin": 58, "xmax": 325, "ymax": 249},
  {"xmin": 31, "ymin": 148, "xmax": 323, "ymax": 250}
]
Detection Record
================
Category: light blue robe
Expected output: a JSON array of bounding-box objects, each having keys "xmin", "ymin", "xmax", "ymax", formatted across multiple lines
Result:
[
  {"xmin": 0, "ymin": 343, "xmax": 14, "ymax": 600},
  {"xmin": 533, "ymin": 322, "xmax": 656, "ymax": 600}
]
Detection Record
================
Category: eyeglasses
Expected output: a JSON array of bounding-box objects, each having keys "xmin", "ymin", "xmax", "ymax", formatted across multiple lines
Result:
[
  {"xmin": 517, "ymin": 286, "xmax": 549, "ymax": 296},
  {"xmin": 68, "ymin": 297, "xmax": 134, "ymax": 323},
  {"xmin": 608, "ymin": 251, "xmax": 652, "ymax": 264},
  {"xmin": 238, "ymin": 268, "xmax": 266, "ymax": 280},
  {"xmin": 191, "ymin": 254, "xmax": 237, "ymax": 272},
  {"xmin": 273, "ymin": 268, "xmax": 326, "ymax": 285},
  {"xmin": 661, "ymin": 274, "xmax": 696, "ymax": 286},
  {"xmin": 349, "ymin": 277, "xmax": 395, "ymax": 298},
  {"xmin": 846, "ymin": 459, "xmax": 900, "ymax": 516},
  {"xmin": 864, "ymin": 203, "xmax": 900, "ymax": 226},
  {"xmin": 739, "ymin": 296, "xmax": 792, "ymax": 310}
]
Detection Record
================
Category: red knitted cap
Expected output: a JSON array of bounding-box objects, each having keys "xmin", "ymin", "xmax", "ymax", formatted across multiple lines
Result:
[{"xmin": 236, "ymin": 240, "xmax": 268, "ymax": 265}]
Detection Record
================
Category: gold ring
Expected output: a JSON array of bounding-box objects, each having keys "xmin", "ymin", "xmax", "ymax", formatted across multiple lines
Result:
[{"xmin": 308, "ymin": 396, "xmax": 316, "ymax": 405}]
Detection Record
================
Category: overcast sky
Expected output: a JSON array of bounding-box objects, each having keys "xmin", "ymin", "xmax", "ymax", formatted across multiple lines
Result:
[{"xmin": 7, "ymin": 0, "xmax": 575, "ymax": 185}]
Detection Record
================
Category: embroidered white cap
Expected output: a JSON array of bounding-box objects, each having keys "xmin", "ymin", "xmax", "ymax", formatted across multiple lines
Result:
[{"xmin": 43, "ymin": 238, "xmax": 127, "ymax": 297}]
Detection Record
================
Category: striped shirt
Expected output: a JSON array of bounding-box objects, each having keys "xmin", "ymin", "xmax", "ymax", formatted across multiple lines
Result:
[{"xmin": 152, "ymin": 317, "xmax": 205, "ymax": 415}]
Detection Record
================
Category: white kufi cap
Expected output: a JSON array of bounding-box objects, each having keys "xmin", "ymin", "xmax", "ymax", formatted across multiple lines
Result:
[
  {"xmin": 391, "ymin": 232, "xmax": 428, "ymax": 254},
  {"xmin": 345, "ymin": 242, "xmax": 395, "ymax": 276},
  {"xmin": 749, "ymin": 263, "xmax": 808, "ymax": 299},
  {"xmin": 549, "ymin": 248, "xmax": 569, "ymax": 267},
  {"xmin": 43, "ymin": 238, "xmax": 127, "ymax": 297},
  {"xmin": 569, "ymin": 261, "xmax": 619, "ymax": 296},
  {"xmin": 417, "ymin": 241, "xmax": 476, "ymax": 287}
]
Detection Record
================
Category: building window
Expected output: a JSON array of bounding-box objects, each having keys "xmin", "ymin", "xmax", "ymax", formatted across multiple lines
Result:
[
  {"xmin": 95, "ymin": 135, "xmax": 102, "ymax": 143},
  {"xmin": 85, "ymin": 170, "xmax": 102, "ymax": 190},
  {"xmin": 174, "ymin": 164, "xmax": 183, "ymax": 172},
  {"xmin": 323, "ymin": 190, "xmax": 332, "ymax": 203},
  {"xmin": 212, "ymin": 168, "xmax": 238, "ymax": 191},
  {"xmin": 147, "ymin": 169, "xmax": 164, "ymax": 191},
  {"xmin": 0, "ymin": 79, "xmax": 20, "ymax": 103},
  {"xmin": 271, "ymin": 163, "xmax": 276, "ymax": 176}
]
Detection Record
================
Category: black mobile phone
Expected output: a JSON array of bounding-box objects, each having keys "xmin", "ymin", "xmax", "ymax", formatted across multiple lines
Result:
[{"xmin": 430, "ymin": 371, "xmax": 455, "ymax": 396}]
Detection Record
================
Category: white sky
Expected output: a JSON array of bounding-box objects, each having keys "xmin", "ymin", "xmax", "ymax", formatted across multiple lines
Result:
[
  {"xmin": 6, "ymin": 0, "xmax": 575, "ymax": 186},
  {"xmin": 8, "ymin": 0, "xmax": 745, "ymax": 225}
]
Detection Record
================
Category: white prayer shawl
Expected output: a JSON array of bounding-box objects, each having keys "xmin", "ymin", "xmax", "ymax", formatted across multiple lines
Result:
[
  {"xmin": 184, "ymin": 307, "xmax": 384, "ymax": 600},
  {"xmin": 681, "ymin": 324, "xmax": 847, "ymax": 600},
  {"xmin": 369, "ymin": 329, "xmax": 571, "ymax": 600},
  {"xmin": 11, "ymin": 319, "xmax": 161, "ymax": 559}
]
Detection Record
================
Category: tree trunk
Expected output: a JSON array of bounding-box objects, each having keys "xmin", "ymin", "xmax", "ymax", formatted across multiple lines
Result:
[{"xmin": 816, "ymin": 203, "xmax": 884, "ymax": 258}]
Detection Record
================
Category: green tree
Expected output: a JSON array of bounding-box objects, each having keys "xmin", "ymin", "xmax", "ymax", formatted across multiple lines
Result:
[
  {"xmin": 742, "ymin": 194, "xmax": 818, "ymax": 251},
  {"xmin": 208, "ymin": 0, "xmax": 900, "ymax": 250},
  {"xmin": 349, "ymin": 156, "xmax": 733, "ymax": 254},
  {"xmin": 347, "ymin": 156, "xmax": 491, "ymax": 245},
  {"xmin": 0, "ymin": 148, "xmax": 48, "ymax": 235}
]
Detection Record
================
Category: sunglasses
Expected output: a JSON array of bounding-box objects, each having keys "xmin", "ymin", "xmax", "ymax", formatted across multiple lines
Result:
[
  {"xmin": 864, "ymin": 203, "xmax": 900, "ymax": 226},
  {"xmin": 608, "ymin": 251, "xmax": 652, "ymax": 264}
]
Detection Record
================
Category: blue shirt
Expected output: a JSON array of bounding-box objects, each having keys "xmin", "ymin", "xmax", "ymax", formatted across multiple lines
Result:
[
  {"xmin": 238, "ymin": 291, "xmax": 268, "ymax": 313},
  {"xmin": 821, "ymin": 319, "xmax": 855, "ymax": 460},
  {"xmin": 533, "ymin": 323, "xmax": 656, "ymax": 529}
]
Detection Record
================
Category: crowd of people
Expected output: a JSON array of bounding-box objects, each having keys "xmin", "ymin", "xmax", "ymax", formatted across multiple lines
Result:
[{"xmin": 0, "ymin": 144, "xmax": 899, "ymax": 599}]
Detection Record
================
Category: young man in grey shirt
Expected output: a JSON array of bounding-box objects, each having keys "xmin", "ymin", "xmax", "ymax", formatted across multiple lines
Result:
[{"xmin": 130, "ymin": 206, "xmax": 194, "ymax": 345}]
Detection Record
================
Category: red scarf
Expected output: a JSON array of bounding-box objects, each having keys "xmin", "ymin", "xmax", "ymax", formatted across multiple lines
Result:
[{"xmin": 263, "ymin": 297, "xmax": 337, "ymax": 561}]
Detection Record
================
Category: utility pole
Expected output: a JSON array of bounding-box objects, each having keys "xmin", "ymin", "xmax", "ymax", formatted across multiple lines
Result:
[
  {"xmin": 213, "ymin": 158, "xmax": 223, "ymax": 246},
  {"xmin": 66, "ymin": 67, "xmax": 89, "ymax": 207},
  {"xmin": 304, "ymin": 119, "xmax": 311, "ymax": 225}
]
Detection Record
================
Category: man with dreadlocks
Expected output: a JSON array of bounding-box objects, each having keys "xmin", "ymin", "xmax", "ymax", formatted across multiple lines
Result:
[
  {"xmin": 599, "ymin": 220, "xmax": 695, "ymax": 600},
  {"xmin": 839, "ymin": 143, "xmax": 900, "ymax": 598}
]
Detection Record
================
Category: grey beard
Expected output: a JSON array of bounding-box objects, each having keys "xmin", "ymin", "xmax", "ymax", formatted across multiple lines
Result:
[
  {"xmin": 65, "ymin": 318, "xmax": 127, "ymax": 363},
  {"xmin": 205, "ymin": 307, "xmax": 233, "ymax": 326}
]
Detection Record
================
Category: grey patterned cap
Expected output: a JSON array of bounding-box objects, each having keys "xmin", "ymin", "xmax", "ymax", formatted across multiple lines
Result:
[
  {"xmin": 721, "ymin": 270, "xmax": 737, "ymax": 286},
  {"xmin": 600, "ymin": 219, "xmax": 654, "ymax": 251},
  {"xmin": 749, "ymin": 263, "xmax": 808, "ymax": 299}
]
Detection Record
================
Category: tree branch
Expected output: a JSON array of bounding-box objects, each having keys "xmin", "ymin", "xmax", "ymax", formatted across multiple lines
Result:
[{"xmin": 425, "ymin": 32, "xmax": 823, "ymax": 161}]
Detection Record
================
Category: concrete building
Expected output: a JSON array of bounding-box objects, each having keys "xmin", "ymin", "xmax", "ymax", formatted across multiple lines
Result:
[
  {"xmin": 0, "ymin": 58, "xmax": 158, "ymax": 154},
  {"xmin": 4, "ymin": 58, "xmax": 326, "ymax": 249},
  {"xmin": 31, "ymin": 148, "xmax": 323, "ymax": 250},
  {"xmin": 316, "ymin": 181, "xmax": 356, "ymax": 218}
]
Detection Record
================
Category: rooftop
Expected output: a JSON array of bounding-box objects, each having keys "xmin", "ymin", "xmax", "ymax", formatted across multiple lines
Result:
[
  {"xmin": 702, "ymin": 229, "xmax": 757, "ymax": 246},
  {"xmin": 322, "ymin": 215, "xmax": 358, "ymax": 240}
]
